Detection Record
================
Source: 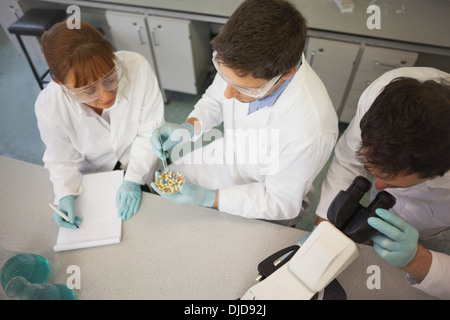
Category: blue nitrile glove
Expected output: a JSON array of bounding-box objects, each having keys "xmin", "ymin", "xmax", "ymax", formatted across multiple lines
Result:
[
  {"xmin": 150, "ymin": 122, "xmax": 194, "ymax": 159},
  {"xmin": 53, "ymin": 195, "xmax": 82, "ymax": 229},
  {"xmin": 151, "ymin": 171, "xmax": 215, "ymax": 207},
  {"xmin": 295, "ymin": 225, "xmax": 317, "ymax": 246},
  {"xmin": 368, "ymin": 208, "xmax": 419, "ymax": 267},
  {"xmin": 116, "ymin": 180, "xmax": 142, "ymax": 220},
  {"xmin": 278, "ymin": 225, "xmax": 317, "ymax": 262}
]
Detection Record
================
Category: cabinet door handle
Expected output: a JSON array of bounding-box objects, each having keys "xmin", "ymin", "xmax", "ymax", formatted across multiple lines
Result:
[
  {"xmin": 309, "ymin": 50, "xmax": 316, "ymax": 67},
  {"xmin": 136, "ymin": 25, "xmax": 146, "ymax": 45},
  {"xmin": 374, "ymin": 59, "xmax": 406, "ymax": 69},
  {"xmin": 309, "ymin": 48, "xmax": 324, "ymax": 68},
  {"xmin": 150, "ymin": 27, "xmax": 160, "ymax": 46}
]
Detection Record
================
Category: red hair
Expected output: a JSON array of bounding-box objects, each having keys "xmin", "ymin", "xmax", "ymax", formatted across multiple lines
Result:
[{"xmin": 41, "ymin": 21, "xmax": 115, "ymax": 87}]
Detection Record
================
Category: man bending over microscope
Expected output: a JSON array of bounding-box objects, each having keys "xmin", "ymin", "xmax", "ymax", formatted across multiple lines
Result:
[{"xmin": 314, "ymin": 67, "xmax": 450, "ymax": 299}]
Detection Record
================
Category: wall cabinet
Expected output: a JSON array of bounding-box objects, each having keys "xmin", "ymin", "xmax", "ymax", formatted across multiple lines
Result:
[
  {"xmin": 306, "ymin": 37, "xmax": 418, "ymax": 123},
  {"xmin": 147, "ymin": 16, "xmax": 211, "ymax": 95},
  {"xmin": 106, "ymin": 11, "xmax": 211, "ymax": 96},
  {"xmin": 105, "ymin": 11, "xmax": 158, "ymax": 78},
  {"xmin": 305, "ymin": 37, "xmax": 359, "ymax": 112},
  {"xmin": 339, "ymin": 45, "xmax": 418, "ymax": 122}
]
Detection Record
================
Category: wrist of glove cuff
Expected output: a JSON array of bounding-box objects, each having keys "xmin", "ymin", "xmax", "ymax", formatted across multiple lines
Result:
[{"xmin": 182, "ymin": 122, "xmax": 195, "ymax": 137}]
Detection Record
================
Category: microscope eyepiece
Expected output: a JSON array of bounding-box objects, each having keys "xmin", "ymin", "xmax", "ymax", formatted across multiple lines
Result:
[
  {"xmin": 327, "ymin": 175, "xmax": 396, "ymax": 243},
  {"xmin": 345, "ymin": 176, "xmax": 372, "ymax": 202},
  {"xmin": 367, "ymin": 190, "xmax": 396, "ymax": 211}
]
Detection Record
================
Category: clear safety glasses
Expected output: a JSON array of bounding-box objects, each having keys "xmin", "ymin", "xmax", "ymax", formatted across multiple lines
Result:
[
  {"xmin": 62, "ymin": 59, "xmax": 124, "ymax": 104},
  {"xmin": 212, "ymin": 51, "xmax": 281, "ymax": 99}
]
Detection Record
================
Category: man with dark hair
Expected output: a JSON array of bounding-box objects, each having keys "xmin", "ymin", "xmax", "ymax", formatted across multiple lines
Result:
[
  {"xmin": 151, "ymin": 0, "xmax": 338, "ymax": 226},
  {"xmin": 315, "ymin": 67, "xmax": 450, "ymax": 299}
]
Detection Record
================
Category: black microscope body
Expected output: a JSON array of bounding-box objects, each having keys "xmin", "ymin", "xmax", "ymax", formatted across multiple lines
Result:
[
  {"xmin": 255, "ymin": 175, "xmax": 397, "ymax": 283},
  {"xmin": 327, "ymin": 175, "xmax": 396, "ymax": 243}
]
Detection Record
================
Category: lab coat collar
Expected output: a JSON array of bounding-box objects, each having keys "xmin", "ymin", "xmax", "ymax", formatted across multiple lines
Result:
[
  {"xmin": 267, "ymin": 53, "xmax": 307, "ymax": 115},
  {"xmin": 108, "ymin": 91, "xmax": 129, "ymax": 126},
  {"xmin": 248, "ymin": 57, "xmax": 302, "ymax": 114},
  {"xmin": 237, "ymin": 54, "xmax": 306, "ymax": 127},
  {"xmin": 243, "ymin": 102, "xmax": 271, "ymax": 126},
  {"xmin": 424, "ymin": 171, "xmax": 450, "ymax": 190},
  {"xmin": 390, "ymin": 171, "xmax": 450, "ymax": 193}
]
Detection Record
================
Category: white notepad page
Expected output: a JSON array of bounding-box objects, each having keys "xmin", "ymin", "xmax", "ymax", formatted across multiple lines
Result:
[{"xmin": 53, "ymin": 170, "xmax": 123, "ymax": 252}]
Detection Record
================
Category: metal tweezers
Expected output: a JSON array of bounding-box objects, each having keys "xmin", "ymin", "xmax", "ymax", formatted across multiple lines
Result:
[{"xmin": 157, "ymin": 128, "xmax": 168, "ymax": 171}]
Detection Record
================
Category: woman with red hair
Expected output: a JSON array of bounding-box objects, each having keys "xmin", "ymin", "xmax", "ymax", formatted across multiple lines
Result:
[{"xmin": 36, "ymin": 21, "xmax": 164, "ymax": 228}]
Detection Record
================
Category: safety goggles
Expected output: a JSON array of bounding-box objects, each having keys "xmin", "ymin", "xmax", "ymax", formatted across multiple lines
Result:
[
  {"xmin": 61, "ymin": 58, "xmax": 123, "ymax": 104},
  {"xmin": 212, "ymin": 51, "xmax": 281, "ymax": 99}
]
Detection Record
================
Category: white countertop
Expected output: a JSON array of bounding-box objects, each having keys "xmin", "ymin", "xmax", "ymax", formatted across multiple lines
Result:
[{"xmin": 0, "ymin": 156, "xmax": 437, "ymax": 300}]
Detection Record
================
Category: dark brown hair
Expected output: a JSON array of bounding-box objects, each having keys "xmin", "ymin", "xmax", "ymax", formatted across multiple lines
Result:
[
  {"xmin": 211, "ymin": 0, "xmax": 307, "ymax": 79},
  {"xmin": 358, "ymin": 77, "xmax": 450, "ymax": 179},
  {"xmin": 41, "ymin": 21, "xmax": 115, "ymax": 87}
]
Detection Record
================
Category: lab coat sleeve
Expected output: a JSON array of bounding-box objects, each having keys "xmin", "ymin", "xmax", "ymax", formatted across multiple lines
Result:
[
  {"xmin": 218, "ymin": 133, "xmax": 337, "ymax": 221},
  {"xmin": 124, "ymin": 61, "xmax": 165, "ymax": 185},
  {"xmin": 187, "ymin": 74, "xmax": 225, "ymax": 135},
  {"xmin": 35, "ymin": 99, "xmax": 84, "ymax": 202},
  {"xmin": 407, "ymin": 250, "xmax": 450, "ymax": 299}
]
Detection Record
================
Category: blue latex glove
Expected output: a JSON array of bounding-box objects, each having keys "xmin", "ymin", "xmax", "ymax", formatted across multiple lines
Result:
[
  {"xmin": 368, "ymin": 208, "xmax": 419, "ymax": 267},
  {"xmin": 116, "ymin": 180, "xmax": 142, "ymax": 220},
  {"xmin": 295, "ymin": 225, "xmax": 317, "ymax": 246},
  {"xmin": 53, "ymin": 195, "xmax": 82, "ymax": 229},
  {"xmin": 151, "ymin": 171, "xmax": 215, "ymax": 207},
  {"xmin": 150, "ymin": 122, "xmax": 194, "ymax": 159},
  {"xmin": 278, "ymin": 225, "xmax": 317, "ymax": 262}
]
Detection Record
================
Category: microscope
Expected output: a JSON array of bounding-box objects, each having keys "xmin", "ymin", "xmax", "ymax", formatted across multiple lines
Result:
[{"xmin": 241, "ymin": 176, "xmax": 396, "ymax": 300}]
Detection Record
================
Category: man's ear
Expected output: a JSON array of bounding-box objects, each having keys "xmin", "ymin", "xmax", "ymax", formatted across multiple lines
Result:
[{"xmin": 281, "ymin": 65, "xmax": 298, "ymax": 80}]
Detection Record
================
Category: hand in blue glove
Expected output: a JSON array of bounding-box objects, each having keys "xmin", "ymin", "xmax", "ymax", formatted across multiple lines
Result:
[
  {"xmin": 151, "ymin": 171, "xmax": 215, "ymax": 207},
  {"xmin": 295, "ymin": 225, "xmax": 317, "ymax": 246},
  {"xmin": 116, "ymin": 180, "xmax": 142, "ymax": 220},
  {"xmin": 53, "ymin": 195, "xmax": 82, "ymax": 229},
  {"xmin": 150, "ymin": 122, "xmax": 194, "ymax": 159},
  {"xmin": 368, "ymin": 208, "xmax": 419, "ymax": 267},
  {"xmin": 278, "ymin": 225, "xmax": 317, "ymax": 262}
]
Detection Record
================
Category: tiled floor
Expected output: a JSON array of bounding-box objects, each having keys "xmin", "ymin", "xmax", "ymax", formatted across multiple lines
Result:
[
  {"xmin": 0, "ymin": 25, "xmax": 346, "ymax": 232},
  {"xmin": 0, "ymin": 26, "xmax": 45, "ymax": 165}
]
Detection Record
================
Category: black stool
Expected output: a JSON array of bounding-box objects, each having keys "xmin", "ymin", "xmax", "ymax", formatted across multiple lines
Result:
[{"xmin": 8, "ymin": 9, "xmax": 67, "ymax": 90}]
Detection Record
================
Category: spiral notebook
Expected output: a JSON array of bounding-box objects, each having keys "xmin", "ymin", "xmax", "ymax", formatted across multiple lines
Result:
[{"xmin": 53, "ymin": 170, "xmax": 123, "ymax": 252}]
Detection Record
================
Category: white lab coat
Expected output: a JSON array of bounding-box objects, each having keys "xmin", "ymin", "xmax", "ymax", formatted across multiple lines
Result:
[
  {"xmin": 171, "ymin": 55, "xmax": 338, "ymax": 224},
  {"xmin": 315, "ymin": 67, "xmax": 450, "ymax": 299},
  {"xmin": 35, "ymin": 51, "xmax": 164, "ymax": 202}
]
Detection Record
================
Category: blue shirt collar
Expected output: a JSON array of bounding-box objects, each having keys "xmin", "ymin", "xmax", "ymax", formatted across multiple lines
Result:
[{"xmin": 248, "ymin": 59, "xmax": 301, "ymax": 115}]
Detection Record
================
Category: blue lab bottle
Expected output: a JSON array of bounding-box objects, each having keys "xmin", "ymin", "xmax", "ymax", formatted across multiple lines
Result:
[
  {"xmin": 0, "ymin": 247, "xmax": 50, "ymax": 289},
  {"xmin": 4, "ymin": 276, "xmax": 75, "ymax": 300}
]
